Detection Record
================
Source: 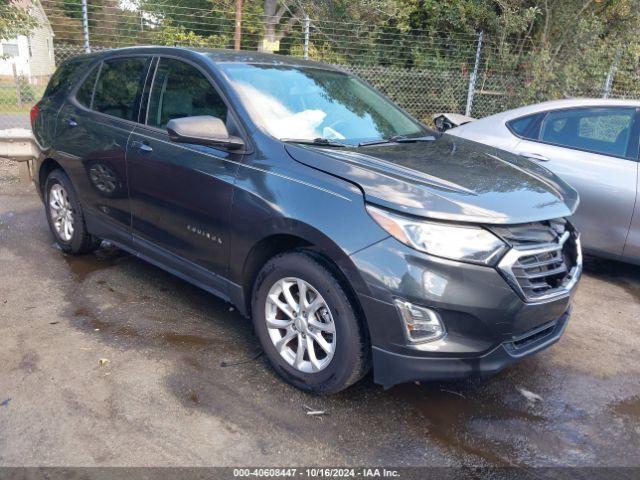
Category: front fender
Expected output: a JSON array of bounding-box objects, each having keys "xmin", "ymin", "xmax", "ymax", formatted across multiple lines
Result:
[{"xmin": 227, "ymin": 158, "xmax": 389, "ymax": 311}]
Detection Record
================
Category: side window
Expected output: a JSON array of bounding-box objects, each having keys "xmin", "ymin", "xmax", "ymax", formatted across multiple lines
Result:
[
  {"xmin": 506, "ymin": 113, "xmax": 541, "ymax": 140},
  {"xmin": 147, "ymin": 58, "xmax": 227, "ymax": 129},
  {"xmin": 540, "ymin": 107, "xmax": 636, "ymax": 158},
  {"xmin": 76, "ymin": 65, "xmax": 99, "ymax": 108},
  {"xmin": 93, "ymin": 57, "xmax": 150, "ymax": 121}
]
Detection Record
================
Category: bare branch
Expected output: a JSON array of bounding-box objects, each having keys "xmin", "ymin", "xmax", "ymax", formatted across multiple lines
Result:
[
  {"xmin": 274, "ymin": 5, "xmax": 288, "ymax": 25},
  {"xmin": 275, "ymin": 13, "xmax": 300, "ymax": 41}
]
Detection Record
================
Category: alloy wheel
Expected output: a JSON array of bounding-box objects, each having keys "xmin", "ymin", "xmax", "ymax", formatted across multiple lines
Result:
[
  {"xmin": 49, "ymin": 183, "xmax": 75, "ymax": 242},
  {"xmin": 265, "ymin": 277, "xmax": 336, "ymax": 373}
]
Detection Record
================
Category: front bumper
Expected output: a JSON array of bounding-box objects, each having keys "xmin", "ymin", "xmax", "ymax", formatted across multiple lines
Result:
[
  {"xmin": 372, "ymin": 307, "xmax": 570, "ymax": 389},
  {"xmin": 349, "ymin": 236, "xmax": 580, "ymax": 388}
]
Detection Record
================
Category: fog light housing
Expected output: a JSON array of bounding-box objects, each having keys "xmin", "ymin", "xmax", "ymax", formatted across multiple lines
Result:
[{"xmin": 394, "ymin": 300, "xmax": 445, "ymax": 343}]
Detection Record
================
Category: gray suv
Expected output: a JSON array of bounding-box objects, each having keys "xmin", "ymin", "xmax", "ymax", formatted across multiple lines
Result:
[{"xmin": 31, "ymin": 47, "xmax": 582, "ymax": 393}]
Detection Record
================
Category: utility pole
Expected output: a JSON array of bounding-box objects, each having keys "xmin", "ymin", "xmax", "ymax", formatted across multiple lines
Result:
[
  {"xmin": 303, "ymin": 15, "xmax": 310, "ymax": 60},
  {"xmin": 81, "ymin": 0, "xmax": 91, "ymax": 53},
  {"xmin": 12, "ymin": 63, "xmax": 21, "ymax": 107},
  {"xmin": 602, "ymin": 48, "xmax": 621, "ymax": 99},
  {"xmin": 465, "ymin": 30, "xmax": 483, "ymax": 117},
  {"xmin": 234, "ymin": 0, "xmax": 243, "ymax": 51}
]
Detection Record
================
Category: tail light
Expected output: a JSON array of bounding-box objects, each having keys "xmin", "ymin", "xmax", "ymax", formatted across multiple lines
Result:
[{"xmin": 30, "ymin": 103, "xmax": 40, "ymax": 129}]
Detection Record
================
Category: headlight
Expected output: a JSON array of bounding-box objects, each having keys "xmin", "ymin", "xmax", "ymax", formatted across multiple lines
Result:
[{"xmin": 366, "ymin": 205, "xmax": 507, "ymax": 265}]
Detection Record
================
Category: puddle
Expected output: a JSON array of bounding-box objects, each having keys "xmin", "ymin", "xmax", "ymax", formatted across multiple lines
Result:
[
  {"xmin": 157, "ymin": 332, "xmax": 213, "ymax": 349},
  {"xmin": 74, "ymin": 306, "xmax": 223, "ymax": 351},
  {"xmin": 62, "ymin": 242, "xmax": 129, "ymax": 282},
  {"xmin": 75, "ymin": 306, "xmax": 142, "ymax": 338},
  {"xmin": 610, "ymin": 395, "xmax": 640, "ymax": 420},
  {"xmin": 389, "ymin": 381, "xmax": 545, "ymax": 465}
]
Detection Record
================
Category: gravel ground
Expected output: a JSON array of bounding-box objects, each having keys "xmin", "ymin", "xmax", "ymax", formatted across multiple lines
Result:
[{"xmin": 0, "ymin": 158, "xmax": 639, "ymax": 468}]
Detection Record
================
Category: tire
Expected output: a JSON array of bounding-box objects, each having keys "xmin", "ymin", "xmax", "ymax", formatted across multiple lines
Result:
[
  {"xmin": 251, "ymin": 251, "xmax": 370, "ymax": 394},
  {"xmin": 44, "ymin": 169, "xmax": 101, "ymax": 255}
]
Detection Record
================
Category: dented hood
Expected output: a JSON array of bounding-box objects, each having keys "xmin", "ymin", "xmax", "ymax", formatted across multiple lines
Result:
[{"xmin": 285, "ymin": 134, "xmax": 579, "ymax": 224}]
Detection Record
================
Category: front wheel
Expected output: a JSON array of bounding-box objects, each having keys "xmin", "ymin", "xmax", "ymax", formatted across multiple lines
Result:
[
  {"xmin": 251, "ymin": 251, "xmax": 370, "ymax": 394},
  {"xmin": 45, "ymin": 169, "xmax": 101, "ymax": 255}
]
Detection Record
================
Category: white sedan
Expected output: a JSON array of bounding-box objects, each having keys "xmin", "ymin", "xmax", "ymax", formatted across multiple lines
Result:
[{"xmin": 447, "ymin": 98, "xmax": 640, "ymax": 265}]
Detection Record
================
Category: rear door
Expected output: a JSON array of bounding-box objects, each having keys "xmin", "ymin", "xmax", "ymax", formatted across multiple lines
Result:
[
  {"xmin": 127, "ymin": 56, "xmax": 242, "ymax": 297},
  {"xmin": 512, "ymin": 106, "xmax": 639, "ymax": 257},
  {"xmin": 55, "ymin": 55, "xmax": 152, "ymax": 245}
]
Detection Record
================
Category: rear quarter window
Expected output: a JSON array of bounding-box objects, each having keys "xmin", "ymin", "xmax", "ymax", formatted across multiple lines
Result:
[
  {"xmin": 76, "ymin": 65, "xmax": 100, "ymax": 108},
  {"xmin": 506, "ymin": 113, "xmax": 541, "ymax": 139},
  {"xmin": 44, "ymin": 59, "xmax": 89, "ymax": 98}
]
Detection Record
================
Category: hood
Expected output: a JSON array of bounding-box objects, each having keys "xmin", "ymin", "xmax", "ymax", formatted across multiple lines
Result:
[{"xmin": 285, "ymin": 134, "xmax": 579, "ymax": 224}]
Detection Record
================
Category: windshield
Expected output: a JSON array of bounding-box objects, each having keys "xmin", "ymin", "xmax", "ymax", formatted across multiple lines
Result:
[{"xmin": 218, "ymin": 63, "xmax": 430, "ymax": 145}]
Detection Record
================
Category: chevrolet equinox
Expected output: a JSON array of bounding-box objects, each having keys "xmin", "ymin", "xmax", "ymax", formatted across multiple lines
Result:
[{"xmin": 32, "ymin": 47, "xmax": 583, "ymax": 393}]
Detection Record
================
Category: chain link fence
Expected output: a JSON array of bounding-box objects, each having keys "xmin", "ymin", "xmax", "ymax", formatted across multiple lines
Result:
[{"xmin": 1, "ymin": 0, "xmax": 639, "ymax": 130}]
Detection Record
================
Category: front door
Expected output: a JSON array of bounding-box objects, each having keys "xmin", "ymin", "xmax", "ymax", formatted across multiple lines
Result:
[
  {"xmin": 622, "ymin": 168, "xmax": 640, "ymax": 262},
  {"xmin": 127, "ymin": 57, "xmax": 241, "ymax": 296},
  {"xmin": 514, "ymin": 106, "xmax": 639, "ymax": 257}
]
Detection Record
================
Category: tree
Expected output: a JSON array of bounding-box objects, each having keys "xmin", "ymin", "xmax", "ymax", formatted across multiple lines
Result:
[
  {"xmin": 150, "ymin": 20, "xmax": 228, "ymax": 48},
  {"xmin": 0, "ymin": 0, "xmax": 38, "ymax": 42},
  {"xmin": 260, "ymin": 0, "xmax": 302, "ymax": 51},
  {"xmin": 42, "ymin": 0, "xmax": 144, "ymax": 48}
]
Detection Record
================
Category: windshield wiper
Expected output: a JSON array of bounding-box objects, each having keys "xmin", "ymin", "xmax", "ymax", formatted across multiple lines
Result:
[
  {"xmin": 358, "ymin": 135, "xmax": 437, "ymax": 147},
  {"xmin": 282, "ymin": 137, "xmax": 347, "ymax": 147}
]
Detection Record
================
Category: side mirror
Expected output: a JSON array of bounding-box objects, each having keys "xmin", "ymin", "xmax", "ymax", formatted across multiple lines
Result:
[{"xmin": 167, "ymin": 115, "xmax": 244, "ymax": 150}]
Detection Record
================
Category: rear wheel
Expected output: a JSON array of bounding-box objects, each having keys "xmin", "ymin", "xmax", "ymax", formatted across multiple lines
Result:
[
  {"xmin": 252, "ymin": 251, "xmax": 370, "ymax": 394},
  {"xmin": 45, "ymin": 169, "xmax": 101, "ymax": 255}
]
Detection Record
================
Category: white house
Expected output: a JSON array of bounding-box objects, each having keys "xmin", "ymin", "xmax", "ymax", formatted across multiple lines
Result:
[{"xmin": 0, "ymin": 0, "xmax": 56, "ymax": 85}]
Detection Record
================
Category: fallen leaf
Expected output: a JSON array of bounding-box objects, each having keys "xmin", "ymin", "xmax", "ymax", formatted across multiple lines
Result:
[
  {"xmin": 518, "ymin": 387, "xmax": 543, "ymax": 403},
  {"xmin": 304, "ymin": 405, "xmax": 327, "ymax": 416},
  {"xmin": 306, "ymin": 410, "xmax": 326, "ymax": 416}
]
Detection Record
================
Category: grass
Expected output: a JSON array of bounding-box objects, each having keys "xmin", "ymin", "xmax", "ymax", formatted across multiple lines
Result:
[{"xmin": 0, "ymin": 84, "xmax": 46, "ymax": 113}]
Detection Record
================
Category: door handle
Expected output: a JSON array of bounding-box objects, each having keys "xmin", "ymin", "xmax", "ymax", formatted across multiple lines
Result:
[
  {"xmin": 67, "ymin": 118, "xmax": 78, "ymax": 127},
  {"xmin": 519, "ymin": 152, "xmax": 549, "ymax": 162},
  {"xmin": 131, "ymin": 140, "xmax": 153, "ymax": 153}
]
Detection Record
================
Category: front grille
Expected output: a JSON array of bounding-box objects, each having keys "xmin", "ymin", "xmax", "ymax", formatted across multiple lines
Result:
[{"xmin": 493, "ymin": 219, "xmax": 582, "ymax": 302}]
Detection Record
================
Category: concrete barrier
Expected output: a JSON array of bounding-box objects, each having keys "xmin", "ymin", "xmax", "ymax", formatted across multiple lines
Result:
[{"xmin": 0, "ymin": 129, "xmax": 38, "ymax": 183}]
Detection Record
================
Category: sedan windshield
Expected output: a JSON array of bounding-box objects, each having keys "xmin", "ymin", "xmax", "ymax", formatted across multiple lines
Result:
[{"xmin": 218, "ymin": 63, "xmax": 430, "ymax": 146}]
